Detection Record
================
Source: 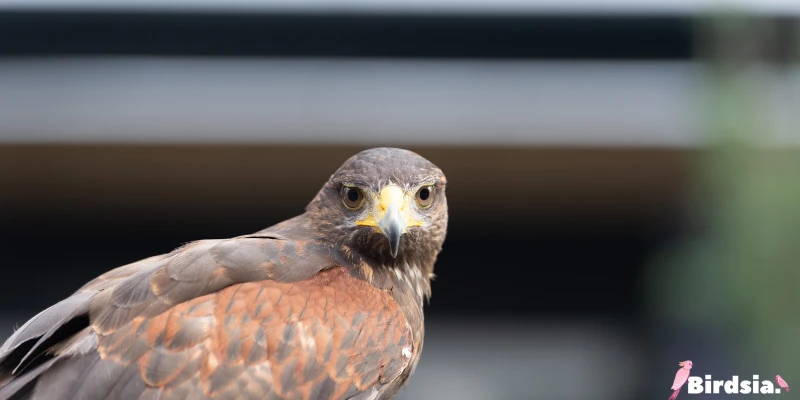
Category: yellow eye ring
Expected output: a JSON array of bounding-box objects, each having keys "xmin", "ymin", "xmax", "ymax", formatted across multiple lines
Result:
[
  {"xmin": 415, "ymin": 186, "xmax": 434, "ymax": 208},
  {"xmin": 342, "ymin": 186, "xmax": 365, "ymax": 210}
]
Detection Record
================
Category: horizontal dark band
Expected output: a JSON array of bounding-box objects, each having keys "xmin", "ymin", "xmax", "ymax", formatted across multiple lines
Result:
[{"xmin": 0, "ymin": 11, "xmax": 693, "ymax": 59}]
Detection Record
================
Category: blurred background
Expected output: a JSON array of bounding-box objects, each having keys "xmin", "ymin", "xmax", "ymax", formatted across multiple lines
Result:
[{"xmin": 1, "ymin": 0, "xmax": 799, "ymax": 399}]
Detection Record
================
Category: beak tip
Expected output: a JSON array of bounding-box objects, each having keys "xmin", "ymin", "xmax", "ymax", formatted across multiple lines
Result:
[{"xmin": 388, "ymin": 235, "xmax": 401, "ymax": 258}]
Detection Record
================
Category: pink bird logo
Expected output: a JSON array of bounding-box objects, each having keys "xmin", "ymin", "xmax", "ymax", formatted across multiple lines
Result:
[
  {"xmin": 669, "ymin": 360, "xmax": 693, "ymax": 400},
  {"xmin": 776, "ymin": 375, "xmax": 790, "ymax": 393}
]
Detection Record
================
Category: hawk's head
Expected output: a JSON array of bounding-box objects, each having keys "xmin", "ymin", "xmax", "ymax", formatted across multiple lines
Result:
[{"xmin": 307, "ymin": 148, "xmax": 448, "ymax": 269}]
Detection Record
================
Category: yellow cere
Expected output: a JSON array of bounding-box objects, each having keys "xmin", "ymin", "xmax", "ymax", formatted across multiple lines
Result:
[{"xmin": 378, "ymin": 185, "xmax": 405, "ymax": 213}]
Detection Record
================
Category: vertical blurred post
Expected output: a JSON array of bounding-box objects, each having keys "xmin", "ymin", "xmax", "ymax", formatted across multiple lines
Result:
[{"xmin": 648, "ymin": 7, "xmax": 800, "ymax": 393}]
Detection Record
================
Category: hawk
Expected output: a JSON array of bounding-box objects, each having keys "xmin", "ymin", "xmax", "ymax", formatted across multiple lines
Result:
[{"xmin": 0, "ymin": 147, "xmax": 448, "ymax": 400}]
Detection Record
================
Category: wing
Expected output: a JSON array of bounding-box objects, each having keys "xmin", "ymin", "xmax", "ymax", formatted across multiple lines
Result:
[
  {"xmin": 671, "ymin": 369, "xmax": 689, "ymax": 390},
  {"xmin": 0, "ymin": 225, "xmax": 415, "ymax": 400},
  {"xmin": 18, "ymin": 267, "xmax": 412, "ymax": 400}
]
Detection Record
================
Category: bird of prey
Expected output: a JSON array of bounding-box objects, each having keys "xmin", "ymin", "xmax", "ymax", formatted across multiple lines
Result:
[{"xmin": 0, "ymin": 147, "xmax": 448, "ymax": 400}]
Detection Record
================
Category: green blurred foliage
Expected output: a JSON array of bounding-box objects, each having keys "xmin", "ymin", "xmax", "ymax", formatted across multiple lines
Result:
[{"xmin": 649, "ymin": 13, "xmax": 800, "ymax": 381}]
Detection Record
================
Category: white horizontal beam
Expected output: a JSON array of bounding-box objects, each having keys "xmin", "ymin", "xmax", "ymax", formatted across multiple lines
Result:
[
  {"xmin": 0, "ymin": 58, "xmax": 797, "ymax": 147},
  {"xmin": 0, "ymin": 59, "xmax": 700, "ymax": 147}
]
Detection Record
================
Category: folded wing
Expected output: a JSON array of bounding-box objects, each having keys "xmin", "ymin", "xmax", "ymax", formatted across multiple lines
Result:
[{"xmin": 0, "ymin": 235, "xmax": 411, "ymax": 399}]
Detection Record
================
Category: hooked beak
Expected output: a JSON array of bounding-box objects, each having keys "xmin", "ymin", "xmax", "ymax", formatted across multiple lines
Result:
[
  {"xmin": 379, "ymin": 201, "xmax": 405, "ymax": 258},
  {"xmin": 356, "ymin": 185, "xmax": 422, "ymax": 258}
]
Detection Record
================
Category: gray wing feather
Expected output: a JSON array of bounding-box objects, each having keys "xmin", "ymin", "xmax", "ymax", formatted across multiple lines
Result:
[
  {"xmin": 12, "ymin": 292, "xmax": 95, "ymax": 372},
  {"xmin": 0, "ymin": 292, "xmax": 93, "ymax": 360},
  {"xmin": 28, "ymin": 353, "xmax": 136, "ymax": 400}
]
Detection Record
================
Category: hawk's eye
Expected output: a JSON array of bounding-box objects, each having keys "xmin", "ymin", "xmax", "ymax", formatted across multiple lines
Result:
[
  {"xmin": 342, "ymin": 186, "xmax": 365, "ymax": 209},
  {"xmin": 415, "ymin": 186, "xmax": 434, "ymax": 208}
]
